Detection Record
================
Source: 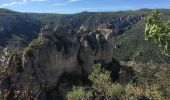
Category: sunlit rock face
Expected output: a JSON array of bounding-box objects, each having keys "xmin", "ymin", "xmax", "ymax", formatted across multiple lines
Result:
[
  {"xmin": 78, "ymin": 28, "xmax": 116, "ymax": 73},
  {"xmin": 20, "ymin": 24, "xmax": 116, "ymax": 91},
  {"xmin": 21, "ymin": 25, "xmax": 80, "ymax": 91}
]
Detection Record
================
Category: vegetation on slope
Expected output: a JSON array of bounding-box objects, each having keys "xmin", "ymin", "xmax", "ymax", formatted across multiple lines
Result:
[
  {"xmin": 68, "ymin": 9, "xmax": 170, "ymax": 100},
  {"xmin": 67, "ymin": 64, "xmax": 166, "ymax": 100},
  {"xmin": 24, "ymin": 38, "xmax": 47, "ymax": 56},
  {"xmin": 0, "ymin": 8, "xmax": 147, "ymax": 47},
  {"xmin": 0, "ymin": 8, "xmax": 18, "ymax": 14},
  {"xmin": 114, "ymin": 20, "xmax": 170, "ymax": 63},
  {"xmin": 145, "ymin": 10, "xmax": 170, "ymax": 55}
]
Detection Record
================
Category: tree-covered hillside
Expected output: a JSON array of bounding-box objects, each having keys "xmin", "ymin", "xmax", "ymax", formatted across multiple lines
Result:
[
  {"xmin": 0, "ymin": 8, "xmax": 170, "ymax": 62},
  {"xmin": 0, "ymin": 8, "xmax": 146, "ymax": 47},
  {"xmin": 114, "ymin": 20, "xmax": 170, "ymax": 63}
]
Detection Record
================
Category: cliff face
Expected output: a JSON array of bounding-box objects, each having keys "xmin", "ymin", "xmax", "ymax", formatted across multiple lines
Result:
[
  {"xmin": 79, "ymin": 15, "xmax": 143, "ymax": 34},
  {"xmin": 22, "ymin": 25, "xmax": 81, "ymax": 91},
  {"xmin": 0, "ymin": 14, "xmax": 143, "ymax": 99},
  {"xmin": 0, "ymin": 24, "xmax": 118, "ymax": 99},
  {"xmin": 20, "ymin": 24, "xmax": 116, "ymax": 91}
]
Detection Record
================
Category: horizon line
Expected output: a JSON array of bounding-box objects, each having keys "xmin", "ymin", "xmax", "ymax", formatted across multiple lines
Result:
[{"xmin": 0, "ymin": 7, "xmax": 170, "ymax": 14}]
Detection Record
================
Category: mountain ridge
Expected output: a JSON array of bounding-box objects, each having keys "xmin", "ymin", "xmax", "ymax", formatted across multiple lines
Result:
[{"xmin": 0, "ymin": 8, "xmax": 147, "ymax": 47}]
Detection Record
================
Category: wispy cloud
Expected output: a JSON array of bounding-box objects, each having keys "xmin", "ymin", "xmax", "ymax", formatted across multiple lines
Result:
[
  {"xmin": 30, "ymin": 0, "xmax": 47, "ymax": 1},
  {"xmin": 0, "ymin": 0, "xmax": 47, "ymax": 7},
  {"xmin": 0, "ymin": 1, "xmax": 26, "ymax": 7},
  {"xmin": 52, "ymin": 0, "xmax": 81, "ymax": 6},
  {"xmin": 66, "ymin": 0, "xmax": 81, "ymax": 2},
  {"xmin": 53, "ymin": 3, "xmax": 66, "ymax": 6}
]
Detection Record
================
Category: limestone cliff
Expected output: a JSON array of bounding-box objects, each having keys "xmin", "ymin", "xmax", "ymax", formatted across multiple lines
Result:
[
  {"xmin": 0, "ymin": 24, "xmax": 117, "ymax": 99},
  {"xmin": 21, "ymin": 23, "xmax": 116, "ymax": 90},
  {"xmin": 0, "ymin": 15, "xmax": 143, "ymax": 99}
]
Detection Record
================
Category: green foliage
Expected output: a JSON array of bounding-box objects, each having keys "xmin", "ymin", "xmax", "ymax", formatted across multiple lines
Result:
[
  {"xmin": 29, "ymin": 38, "xmax": 46, "ymax": 48},
  {"xmin": 123, "ymin": 84, "xmax": 164, "ymax": 100},
  {"xmin": 88, "ymin": 64, "xmax": 123, "ymax": 99},
  {"xmin": 120, "ymin": 61, "xmax": 170, "ymax": 99},
  {"xmin": 67, "ymin": 86, "xmax": 92, "ymax": 100},
  {"xmin": 67, "ymin": 64, "xmax": 165, "ymax": 100},
  {"xmin": 67, "ymin": 64, "xmax": 124, "ymax": 100},
  {"xmin": 145, "ymin": 10, "xmax": 170, "ymax": 55},
  {"xmin": 114, "ymin": 19, "xmax": 170, "ymax": 63},
  {"xmin": 89, "ymin": 64, "xmax": 112, "ymax": 91},
  {"xmin": 25, "ymin": 38, "xmax": 47, "ymax": 56}
]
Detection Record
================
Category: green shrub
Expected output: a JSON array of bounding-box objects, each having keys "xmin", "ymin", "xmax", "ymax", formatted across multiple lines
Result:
[
  {"xmin": 145, "ymin": 10, "xmax": 170, "ymax": 55},
  {"xmin": 67, "ymin": 64, "xmax": 165, "ymax": 100},
  {"xmin": 88, "ymin": 64, "xmax": 123, "ymax": 99},
  {"xmin": 67, "ymin": 86, "xmax": 92, "ymax": 100},
  {"xmin": 24, "ymin": 38, "xmax": 47, "ymax": 56}
]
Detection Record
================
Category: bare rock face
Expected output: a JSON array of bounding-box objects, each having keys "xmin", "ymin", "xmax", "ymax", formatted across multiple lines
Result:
[
  {"xmin": 21, "ymin": 24, "xmax": 116, "ymax": 90},
  {"xmin": 78, "ymin": 28, "xmax": 116, "ymax": 73},
  {"xmin": 22, "ymin": 25, "xmax": 80, "ymax": 91},
  {"xmin": 0, "ymin": 24, "xmax": 118, "ymax": 99}
]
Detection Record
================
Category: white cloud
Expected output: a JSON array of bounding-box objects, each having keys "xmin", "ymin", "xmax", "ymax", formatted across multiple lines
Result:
[
  {"xmin": 50, "ymin": 0, "xmax": 82, "ymax": 7},
  {"xmin": 30, "ymin": 0, "xmax": 47, "ymax": 1},
  {"xmin": 53, "ymin": 3, "xmax": 66, "ymax": 6},
  {"xmin": 0, "ymin": 0, "xmax": 48, "ymax": 7},
  {"xmin": 0, "ymin": 1, "xmax": 26, "ymax": 7},
  {"xmin": 52, "ymin": 0, "xmax": 81, "ymax": 6},
  {"xmin": 66, "ymin": 0, "xmax": 81, "ymax": 2}
]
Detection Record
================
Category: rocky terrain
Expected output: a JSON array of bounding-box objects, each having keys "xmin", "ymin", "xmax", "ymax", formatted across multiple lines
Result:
[
  {"xmin": 0, "ymin": 9, "xmax": 170, "ymax": 99},
  {"xmin": 0, "ymin": 25, "xmax": 141, "ymax": 100},
  {"xmin": 0, "ymin": 8, "xmax": 144, "ymax": 47}
]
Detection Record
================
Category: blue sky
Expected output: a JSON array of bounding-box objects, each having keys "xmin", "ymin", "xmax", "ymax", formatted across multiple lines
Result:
[{"xmin": 0, "ymin": 0, "xmax": 170, "ymax": 14}]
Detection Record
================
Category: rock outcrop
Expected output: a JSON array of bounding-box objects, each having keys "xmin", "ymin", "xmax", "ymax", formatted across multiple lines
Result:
[
  {"xmin": 0, "ymin": 24, "xmax": 119, "ymax": 99},
  {"xmin": 0, "ymin": 14, "xmax": 144, "ymax": 99},
  {"xmin": 23, "ymin": 24, "xmax": 116, "ymax": 88}
]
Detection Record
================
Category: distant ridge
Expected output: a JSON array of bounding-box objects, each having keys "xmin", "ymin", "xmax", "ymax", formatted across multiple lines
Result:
[
  {"xmin": 1, "ymin": 8, "xmax": 170, "ymax": 14},
  {"xmin": 0, "ymin": 8, "xmax": 18, "ymax": 13}
]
